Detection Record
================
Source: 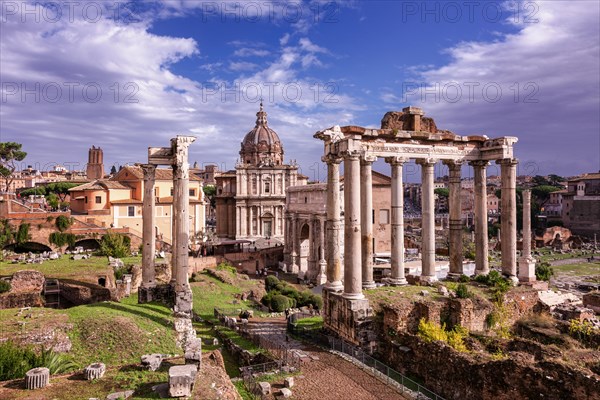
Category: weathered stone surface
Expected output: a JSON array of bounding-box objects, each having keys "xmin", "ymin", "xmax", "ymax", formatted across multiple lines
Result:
[
  {"xmin": 24, "ymin": 367, "xmax": 49, "ymax": 390},
  {"xmin": 284, "ymin": 377, "xmax": 294, "ymax": 388},
  {"xmin": 280, "ymin": 388, "xmax": 292, "ymax": 398},
  {"xmin": 84, "ymin": 362, "xmax": 106, "ymax": 380},
  {"xmin": 169, "ymin": 364, "xmax": 198, "ymax": 397},
  {"xmin": 106, "ymin": 390, "xmax": 134, "ymax": 400},
  {"xmin": 184, "ymin": 338, "xmax": 202, "ymax": 363},
  {"xmin": 9, "ymin": 270, "xmax": 45, "ymax": 294},
  {"xmin": 583, "ymin": 291, "xmax": 600, "ymax": 314},
  {"xmin": 256, "ymin": 382, "xmax": 271, "ymax": 395},
  {"xmin": 141, "ymin": 354, "xmax": 163, "ymax": 371}
]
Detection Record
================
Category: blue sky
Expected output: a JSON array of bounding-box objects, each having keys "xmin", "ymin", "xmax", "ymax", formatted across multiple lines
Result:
[{"xmin": 1, "ymin": 0, "xmax": 599, "ymax": 182}]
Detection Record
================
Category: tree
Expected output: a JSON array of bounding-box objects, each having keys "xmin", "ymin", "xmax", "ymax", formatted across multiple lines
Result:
[
  {"xmin": 203, "ymin": 184, "xmax": 217, "ymax": 210},
  {"xmin": 547, "ymin": 174, "xmax": 565, "ymax": 187},
  {"xmin": 15, "ymin": 223, "xmax": 30, "ymax": 246},
  {"xmin": 0, "ymin": 219, "xmax": 14, "ymax": 253},
  {"xmin": 0, "ymin": 142, "xmax": 27, "ymax": 193},
  {"xmin": 99, "ymin": 232, "xmax": 131, "ymax": 258},
  {"xmin": 434, "ymin": 188, "xmax": 449, "ymax": 197}
]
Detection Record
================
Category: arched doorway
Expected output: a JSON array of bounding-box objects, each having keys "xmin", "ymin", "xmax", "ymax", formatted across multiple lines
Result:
[
  {"xmin": 4, "ymin": 242, "xmax": 52, "ymax": 253},
  {"xmin": 71, "ymin": 238, "xmax": 101, "ymax": 251},
  {"xmin": 299, "ymin": 223, "xmax": 310, "ymax": 272}
]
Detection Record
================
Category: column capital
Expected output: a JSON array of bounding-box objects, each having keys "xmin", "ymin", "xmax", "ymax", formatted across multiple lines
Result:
[
  {"xmin": 139, "ymin": 164, "xmax": 157, "ymax": 180},
  {"xmin": 322, "ymin": 154, "xmax": 343, "ymax": 164},
  {"xmin": 360, "ymin": 154, "xmax": 377, "ymax": 165},
  {"xmin": 341, "ymin": 149, "xmax": 361, "ymax": 161},
  {"xmin": 416, "ymin": 158, "xmax": 437, "ymax": 167},
  {"xmin": 384, "ymin": 156, "xmax": 408, "ymax": 166},
  {"xmin": 496, "ymin": 158, "xmax": 518, "ymax": 166},
  {"xmin": 469, "ymin": 160, "xmax": 490, "ymax": 168},
  {"xmin": 442, "ymin": 159, "xmax": 464, "ymax": 170}
]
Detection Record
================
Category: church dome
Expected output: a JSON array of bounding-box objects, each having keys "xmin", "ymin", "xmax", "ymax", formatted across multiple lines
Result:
[{"xmin": 240, "ymin": 103, "xmax": 284, "ymax": 166}]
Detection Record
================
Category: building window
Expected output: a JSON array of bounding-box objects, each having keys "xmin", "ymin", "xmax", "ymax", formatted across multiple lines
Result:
[
  {"xmin": 189, "ymin": 189, "xmax": 196, "ymax": 197},
  {"xmin": 265, "ymin": 182, "xmax": 270, "ymax": 193},
  {"xmin": 95, "ymin": 196, "xmax": 101, "ymax": 204},
  {"xmin": 304, "ymin": 197, "xmax": 308, "ymax": 203},
  {"xmin": 128, "ymin": 206, "xmax": 135, "ymax": 217},
  {"xmin": 154, "ymin": 187, "xmax": 159, "ymax": 197},
  {"xmin": 379, "ymin": 209, "xmax": 390, "ymax": 224},
  {"xmin": 84, "ymin": 196, "xmax": 88, "ymax": 204},
  {"xmin": 170, "ymin": 188, "xmax": 174, "ymax": 196},
  {"xmin": 372, "ymin": 209, "xmax": 375, "ymax": 224}
]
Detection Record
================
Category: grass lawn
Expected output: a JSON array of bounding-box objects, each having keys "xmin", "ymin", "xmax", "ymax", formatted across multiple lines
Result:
[
  {"xmin": 190, "ymin": 272, "xmax": 255, "ymax": 322},
  {"xmin": 552, "ymin": 262, "xmax": 600, "ymax": 277},
  {"xmin": 293, "ymin": 316, "xmax": 324, "ymax": 330},
  {"xmin": 0, "ymin": 255, "xmax": 143, "ymax": 282}
]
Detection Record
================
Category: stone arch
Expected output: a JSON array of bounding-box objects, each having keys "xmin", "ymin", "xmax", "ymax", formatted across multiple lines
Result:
[
  {"xmin": 299, "ymin": 222, "xmax": 310, "ymax": 272},
  {"xmin": 4, "ymin": 241, "xmax": 52, "ymax": 253},
  {"xmin": 71, "ymin": 238, "xmax": 101, "ymax": 251}
]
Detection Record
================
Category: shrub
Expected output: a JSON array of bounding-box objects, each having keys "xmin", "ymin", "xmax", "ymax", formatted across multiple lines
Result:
[
  {"xmin": 417, "ymin": 318, "xmax": 469, "ymax": 352},
  {"xmin": 55, "ymin": 215, "xmax": 72, "ymax": 232},
  {"xmin": 0, "ymin": 342, "xmax": 78, "ymax": 381},
  {"xmin": 264, "ymin": 275, "xmax": 280, "ymax": 292},
  {"xmin": 0, "ymin": 279, "xmax": 10, "ymax": 293},
  {"xmin": 99, "ymin": 232, "xmax": 130, "ymax": 258},
  {"xmin": 535, "ymin": 262, "xmax": 554, "ymax": 281},
  {"xmin": 455, "ymin": 283, "xmax": 472, "ymax": 299},
  {"xmin": 459, "ymin": 274, "xmax": 471, "ymax": 283},
  {"xmin": 568, "ymin": 319, "xmax": 595, "ymax": 344},
  {"xmin": 15, "ymin": 223, "xmax": 30, "ymax": 245},
  {"xmin": 270, "ymin": 294, "xmax": 294, "ymax": 312}
]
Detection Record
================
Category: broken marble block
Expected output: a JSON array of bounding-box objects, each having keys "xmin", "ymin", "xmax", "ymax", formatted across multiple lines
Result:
[
  {"xmin": 284, "ymin": 377, "xmax": 294, "ymax": 388},
  {"xmin": 25, "ymin": 367, "xmax": 49, "ymax": 390},
  {"xmin": 280, "ymin": 388, "xmax": 293, "ymax": 398},
  {"xmin": 169, "ymin": 364, "xmax": 198, "ymax": 398},
  {"xmin": 257, "ymin": 382, "xmax": 271, "ymax": 395},
  {"xmin": 84, "ymin": 362, "xmax": 106, "ymax": 380},
  {"xmin": 184, "ymin": 338, "xmax": 202, "ymax": 364},
  {"xmin": 141, "ymin": 354, "xmax": 163, "ymax": 371}
]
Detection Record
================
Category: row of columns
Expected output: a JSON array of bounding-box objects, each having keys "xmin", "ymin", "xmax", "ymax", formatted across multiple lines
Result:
[
  {"xmin": 285, "ymin": 212, "xmax": 327, "ymax": 280},
  {"xmin": 324, "ymin": 152, "xmax": 520, "ymax": 299}
]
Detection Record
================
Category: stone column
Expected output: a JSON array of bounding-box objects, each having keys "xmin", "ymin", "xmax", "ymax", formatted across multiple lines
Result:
[
  {"xmin": 324, "ymin": 155, "xmax": 343, "ymax": 292},
  {"xmin": 519, "ymin": 189, "xmax": 536, "ymax": 282},
  {"xmin": 317, "ymin": 218, "xmax": 327, "ymax": 285},
  {"xmin": 470, "ymin": 160, "xmax": 490, "ymax": 275},
  {"xmin": 360, "ymin": 155, "xmax": 377, "ymax": 289},
  {"xmin": 498, "ymin": 158, "xmax": 518, "ymax": 284},
  {"xmin": 445, "ymin": 160, "xmax": 463, "ymax": 277},
  {"xmin": 386, "ymin": 156, "xmax": 408, "ymax": 285},
  {"xmin": 290, "ymin": 214, "xmax": 299, "ymax": 273},
  {"xmin": 170, "ymin": 176, "xmax": 178, "ymax": 284},
  {"xmin": 343, "ymin": 150, "xmax": 363, "ymax": 299},
  {"xmin": 172, "ymin": 136, "xmax": 196, "ymax": 315},
  {"xmin": 307, "ymin": 217, "xmax": 316, "ymax": 280},
  {"xmin": 283, "ymin": 213, "xmax": 291, "ymax": 266},
  {"xmin": 417, "ymin": 158, "xmax": 437, "ymax": 283},
  {"xmin": 239, "ymin": 205, "xmax": 247, "ymax": 237},
  {"xmin": 141, "ymin": 164, "xmax": 157, "ymax": 290}
]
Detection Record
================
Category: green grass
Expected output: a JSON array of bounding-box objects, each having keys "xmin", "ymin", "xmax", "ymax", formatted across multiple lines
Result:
[
  {"xmin": 191, "ymin": 272, "xmax": 254, "ymax": 321},
  {"xmin": 215, "ymin": 326, "xmax": 263, "ymax": 354},
  {"xmin": 0, "ymin": 255, "xmax": 143, "ymax": 282},
  {"xmin": 64, "ymin": 296, "xmax": 178, "ymax": 366},
  {"xmin": 552, "ymin": 262, "xmax": 600, "ymax": 276},
  {"xmin": 293, "ymin": 316, "xmax": 324, "ymax": 330}
]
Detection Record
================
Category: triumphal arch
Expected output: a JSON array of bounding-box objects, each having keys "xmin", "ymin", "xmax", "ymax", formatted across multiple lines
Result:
[{"xmin": 314, "ymin": 107, "xmax": 533, "ymax": 346}]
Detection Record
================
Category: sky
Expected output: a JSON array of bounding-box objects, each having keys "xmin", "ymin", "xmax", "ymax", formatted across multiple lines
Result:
[{"xmin": 1, "ymin": 0, "xmax": 599, "ymax": 183}]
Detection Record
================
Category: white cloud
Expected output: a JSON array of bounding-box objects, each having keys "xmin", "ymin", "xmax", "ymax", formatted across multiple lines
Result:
[
  {"xmin": 403, "ymin": 0, "xmax": 599, "ymax": 176},
  {"xmin": 233, "ymin": 48, "xmax": 270, "ymax": 57},
  {"xmin": 229, "ymin": 61, "xmax": 259, "ymax": 72}
]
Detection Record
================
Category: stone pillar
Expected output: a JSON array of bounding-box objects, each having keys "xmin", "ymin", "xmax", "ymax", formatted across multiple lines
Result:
[
  {"xmin": 283, "ymin": 213, "xmax": 291, "ymax": 266},
  {"xmin": 498, "ymin": 158, "xmax": 518, "ymax": 284},
  {"xmin": 239, "ymin": 205, "xmax": 247, "ymax": 237},
  {"xmin": 470, "ymin": 161, "xmax": 490, "ymax": 275},
  {"xmin": 386, "ymin": 156, "xmax": 408, "ymax": 285},
  {"xmin": 519, "ymin": 189, "xmax": 536, "ymax": 282},
  {"xmin": 417, "ymin": 158, "xmax": 437, "ymax": 283},
  {"xmin": 360, "ymin": 155, "xmax": 377, "ymax": 289},
  {"xmin": 141, "ymin": 164, "xmax": 157, "ymax": 291},
  {"xmin": 307, "ymin": 217, "xmax": 316, "ymax": 280},
  {"xmin": 445, "ymin": 160, "xmax": 463, "ymax": 277},
  {"xmin": 290, "ymin": 214, "xmax": 299, "ymax": 273},
  {"xmin": 317, "ymin": 218, "xmax": 327, "ymax": 285},
  {"xmin": 324, "ymin": 155, "xmax": 343, "ymax": 292},
  {"xmin": 172, "ymin": 136, "xmax": 196, "ymax": 316},
  {"xmin": 170, "ymin": 180, "xmax": 178, "ymax": 284},
  {"xmin": 343, "ymin": 151, "xmax": 363, "ymax": 299}
]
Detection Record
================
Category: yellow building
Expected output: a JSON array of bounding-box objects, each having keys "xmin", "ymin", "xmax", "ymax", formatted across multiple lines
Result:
[{"xmin": 69, "ymin": 165, "xmax": 205, "ymax": 244}]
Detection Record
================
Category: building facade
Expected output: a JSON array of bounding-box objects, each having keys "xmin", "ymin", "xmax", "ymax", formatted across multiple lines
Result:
[
  {"xmin": 215, "ymin": 103, "xmax": 307, "ymax": 240},
  {"xmin": 562, "ymin": 173, "xmax": 600, "ymax": 237},
  {"xmin": 69, "ymin": 165, "xmax": 205, "ymax": 244}
]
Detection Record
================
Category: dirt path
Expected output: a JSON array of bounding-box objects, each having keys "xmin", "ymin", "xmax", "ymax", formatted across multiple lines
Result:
[{"xmin": 247, "ymin": 318, "xmax": 409, "ymax": 400}]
